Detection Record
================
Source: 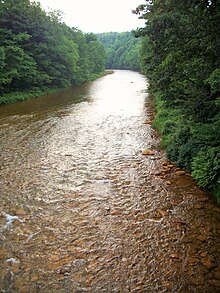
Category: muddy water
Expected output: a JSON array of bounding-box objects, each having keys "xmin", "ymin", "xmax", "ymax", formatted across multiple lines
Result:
[{"xmin": 0, "ymin": 70, "xmax": 220, "ymax": 292}]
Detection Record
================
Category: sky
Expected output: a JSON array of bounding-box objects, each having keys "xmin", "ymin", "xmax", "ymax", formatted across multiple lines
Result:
[{"xmin": 38, "ymin": 0, "xmax": 145, "ymax": 33}]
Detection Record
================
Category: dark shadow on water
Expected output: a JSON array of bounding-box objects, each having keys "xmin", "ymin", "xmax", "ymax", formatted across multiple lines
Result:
[{"xmin": 0, "ymin": 84, "xmax": 92, "ymax": 118}]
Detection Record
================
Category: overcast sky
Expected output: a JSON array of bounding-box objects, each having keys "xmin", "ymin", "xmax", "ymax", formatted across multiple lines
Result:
[{"xmin": 38, "ymin": 0, "xmax": 145, "ymax": 33}]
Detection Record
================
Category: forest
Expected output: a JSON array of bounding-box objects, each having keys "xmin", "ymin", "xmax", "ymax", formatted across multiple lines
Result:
[
  {"xmin": 0, "ymin": 0, "xmax": 106, "ymax": 104},
  {"xmin": 97, "ymin": 32, "xmax": 141, "ymax": 71},
  {"xmin": 135, "ymin": 0, "xmax": 220, "ymax": 200}
]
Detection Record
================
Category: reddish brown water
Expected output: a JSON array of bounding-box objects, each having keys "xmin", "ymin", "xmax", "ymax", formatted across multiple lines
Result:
[{"xmin": 0, "ymin": 70, "xmax": 220, "ymax": 292}]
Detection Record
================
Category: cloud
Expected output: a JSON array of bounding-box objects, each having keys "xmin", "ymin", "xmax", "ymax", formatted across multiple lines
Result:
[{"xmin": 38, "ymin": 0, "xmax": 145, "ymax": 33}]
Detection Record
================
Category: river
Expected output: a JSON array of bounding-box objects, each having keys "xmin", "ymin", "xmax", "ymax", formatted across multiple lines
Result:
[{"xmin": 0, "ymin": 70, "xmax": 220, "ymax": 292}]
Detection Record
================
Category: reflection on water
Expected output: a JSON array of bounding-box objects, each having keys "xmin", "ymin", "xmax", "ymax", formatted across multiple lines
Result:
[
  {"xmin": 0, "ymin": 84, "xmax": 92, "ymax": 118},
  {"xmin": 0, "ymin": 70, "xmax": 220, "ymax": 292}
]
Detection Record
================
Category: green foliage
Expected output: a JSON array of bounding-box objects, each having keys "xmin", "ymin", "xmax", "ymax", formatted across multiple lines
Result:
[
  {"xmin": 0, "ymin": 0, "xmax": 106, "ymax": 103},
  {"xmin": 153, "ymin": 97, "xmax": 180, "ymax": 147},
  {"xmin": 86, "ymin": 33, "xmax": 106, "ymax": 76},
  {"xmin": 192, "ymin": 147, "xmax": 220, "ymax": 202},
  {"xmin": 136, "ymin": 0, "xmax": 220, "ymax": 200},
  {"xmin": 0, "ymin": 46, "xmax": 5, "ymax": 69},
  {"xmin": 97, "ymin": 32, "xmax": 141, "ymax": 71},
  {"xmin": 0, "ymin": 87, "xmax": 58, "ymax": 104},
  {"xmin": 191, "ymin": 148, "xmax": 220, "ymax": 189},
  {"xmin": 206, "ymin": 69, "xmax": 220, "ymax": 95}
]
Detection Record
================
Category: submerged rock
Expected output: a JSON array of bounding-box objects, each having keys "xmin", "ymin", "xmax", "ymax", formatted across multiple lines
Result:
[
  {"xmin": 142, "ymin": 149, "xmax": 155, "ymax": 155},
  {"xmin": 143, "ymin": 120, "xmax": 152, "ymax": 124},
  {"xmin": 175, "ymin": 170, "xmax": 186, "ymax": 176},
  {"xmin": 201, "ymin": 256, "xmax": 217, "ymax": 270}
]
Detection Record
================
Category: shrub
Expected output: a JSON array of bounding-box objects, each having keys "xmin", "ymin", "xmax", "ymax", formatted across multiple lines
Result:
[{"xmin": 191, "ymin": 147, "xmax": 220, "ymax": 200}]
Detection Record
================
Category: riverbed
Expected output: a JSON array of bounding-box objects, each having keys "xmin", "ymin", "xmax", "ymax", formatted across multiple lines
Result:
[{"xmin": 0, "ymin": 70, "xmax": 220, "ymax": 292}]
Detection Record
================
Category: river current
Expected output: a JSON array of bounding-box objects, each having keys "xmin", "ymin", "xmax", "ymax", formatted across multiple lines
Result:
[{"xmin": 0, "ymin": 70, "xmax": 220, "ymax": 292}]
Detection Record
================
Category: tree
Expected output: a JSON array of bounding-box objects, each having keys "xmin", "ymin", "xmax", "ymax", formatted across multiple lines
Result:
[
  {"xmin": 97, "ymin": 32, "xmax": 141, "ymax": 71},
  {"xmin": 135, "ymin": 0, "xmax": 220, "ymax": 199},
  {"xmin": 0, "ymin": 0, "xmax": 106, "ymax": 98}
]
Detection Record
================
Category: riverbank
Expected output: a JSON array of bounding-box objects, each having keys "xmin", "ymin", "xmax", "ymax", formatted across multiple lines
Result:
[
  {"xmin": 149, "ymin": 93, "xmax": 220, "ymax": 203},
  {"xmin": 141, "ymin": 97, "xmax": 220, "ymax": 291},
  {"xmin": 0, "ymin": 71, "xmax": 114, "ymax": 105},
  {"xmin": 0, "ymin": 87, "xmax": 59, "ymax": 105}
]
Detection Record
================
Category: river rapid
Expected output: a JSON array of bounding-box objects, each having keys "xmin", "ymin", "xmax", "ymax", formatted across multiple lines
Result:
[{"xmin": 0, "ymin": 70, "xmax": 220, "ymax": 292}]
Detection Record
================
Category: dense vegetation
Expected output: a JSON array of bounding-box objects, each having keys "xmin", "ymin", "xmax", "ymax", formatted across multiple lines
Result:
[
  {"xmin": 135, "ymin": 0, "xmax": 220, "ymax": 200},
  {"xmin": 97, "ymin": 32, "xmax": 141, "ymax": 71},
  {"xmin": 0, "ymin": 0, "xmax": 106, "ymax": 104}
]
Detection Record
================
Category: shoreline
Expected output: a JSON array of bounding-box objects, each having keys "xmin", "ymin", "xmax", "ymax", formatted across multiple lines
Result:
[{"xmin": 0, "ymin": 71, "xmax": 114, "ymax": 106}]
